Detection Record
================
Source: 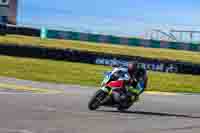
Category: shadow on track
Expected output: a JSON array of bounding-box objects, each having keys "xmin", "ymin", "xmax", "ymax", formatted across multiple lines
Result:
[{"xmin": 97, "ymin": 109, "xmax": 200, "ymax": 119}]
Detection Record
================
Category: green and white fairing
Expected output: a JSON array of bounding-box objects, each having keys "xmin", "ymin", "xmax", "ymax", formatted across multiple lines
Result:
[{"xmin": 100, "ymin": 72, "xmax": 112, "ymax": 93}]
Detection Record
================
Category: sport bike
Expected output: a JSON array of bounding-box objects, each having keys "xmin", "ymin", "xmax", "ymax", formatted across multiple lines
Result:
[{"xmin": 88, "ymin": 71, "xmax": 138, "ymax": 111}]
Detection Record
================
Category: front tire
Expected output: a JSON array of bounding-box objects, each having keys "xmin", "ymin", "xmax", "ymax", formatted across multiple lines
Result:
[{"xmin": 88, "ymin": 89, "xmax": 107, "ymax": 110}]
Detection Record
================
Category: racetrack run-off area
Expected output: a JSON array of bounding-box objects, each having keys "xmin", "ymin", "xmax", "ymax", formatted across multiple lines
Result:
[{"xmin": 0, "ymin": 77, "xmax": 199, "ymax": 133}]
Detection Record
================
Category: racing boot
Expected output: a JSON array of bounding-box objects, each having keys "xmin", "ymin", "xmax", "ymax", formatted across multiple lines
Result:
[{"xmin": 133, "ymin": 94, "xmax": 140, "ymax": 102}]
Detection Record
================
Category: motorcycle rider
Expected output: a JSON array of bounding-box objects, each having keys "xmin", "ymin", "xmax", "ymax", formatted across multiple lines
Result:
[{"xmin": 110, "ymin": 61, "xmax": 148, "ymax": 104}]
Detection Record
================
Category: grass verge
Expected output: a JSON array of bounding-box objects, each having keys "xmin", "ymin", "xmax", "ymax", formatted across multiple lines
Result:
[
  {"xmin": 0, "ymin": 35, "xmax": 200, "ymax": 64},
  {"xmin": 0, "ymin": 55, "xmax": 199, "ymax": 93}
]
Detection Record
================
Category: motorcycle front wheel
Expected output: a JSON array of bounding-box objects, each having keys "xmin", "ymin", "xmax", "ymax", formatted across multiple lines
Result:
[{"xmin": 88, "ymin": 89, "xmax": 107, "ymax": 110}]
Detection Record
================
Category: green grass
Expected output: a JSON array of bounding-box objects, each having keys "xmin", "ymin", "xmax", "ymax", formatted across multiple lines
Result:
[
  {"xmin": 0, "ymin": 55, "xmax": 199, "ymax": 93},
  {"xmin": 0, "ymin": 35, "xmax": 200, "ymax": 64}
]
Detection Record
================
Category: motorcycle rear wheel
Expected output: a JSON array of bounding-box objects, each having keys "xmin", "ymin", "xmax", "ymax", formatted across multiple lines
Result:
[
  {"xmin": 117, "ymin": 95, "xmax": 136, "ymax": 112},
  {"xmin": 88, "ymin": 89, "xmax": 107, "ymax": 110}
]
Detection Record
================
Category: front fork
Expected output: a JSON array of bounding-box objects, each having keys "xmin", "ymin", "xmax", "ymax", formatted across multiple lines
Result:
[
  {"xmin": 99, "ymin": 86, "xmax": 113, "ymax": 104},
  {"xmin": 101, "ymin": 86, "xmax": 113, "ymax": 95}
]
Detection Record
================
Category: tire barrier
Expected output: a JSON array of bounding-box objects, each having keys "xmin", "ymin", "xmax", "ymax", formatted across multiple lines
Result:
[{"xmin": 0, "ymin": 43, "xmax": 199, "ymax": 75}]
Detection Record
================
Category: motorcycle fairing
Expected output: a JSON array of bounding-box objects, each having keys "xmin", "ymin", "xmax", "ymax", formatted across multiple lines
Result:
[{"xmin": 106, "ymin": 80, "xmax": 124, "ymax": 89}]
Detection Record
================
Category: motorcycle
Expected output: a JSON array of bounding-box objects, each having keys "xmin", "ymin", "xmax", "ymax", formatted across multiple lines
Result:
[{"xmin": 88, "ymin": 71, "xmax": 138, "ymax": 111}]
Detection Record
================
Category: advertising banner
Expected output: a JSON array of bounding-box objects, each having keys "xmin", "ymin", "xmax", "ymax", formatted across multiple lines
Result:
[{"xmin": 0, "ymin": 43, "xmax": 199, "ymax": 75}]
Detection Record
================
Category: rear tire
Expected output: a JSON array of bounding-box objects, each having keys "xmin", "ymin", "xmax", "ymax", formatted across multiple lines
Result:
[
  {"xmin": 117, "ymin": 95, "xmax": 136, "ymax": 111},
  {"xmin": 88, "ymin": 89, "xmax": 107, "ymax": 110}
]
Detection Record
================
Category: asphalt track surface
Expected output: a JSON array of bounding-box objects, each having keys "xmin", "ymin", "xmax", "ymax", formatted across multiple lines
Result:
[{"xmin": 0, "ymin": 77, "xmax": 199, "ymax": 133}]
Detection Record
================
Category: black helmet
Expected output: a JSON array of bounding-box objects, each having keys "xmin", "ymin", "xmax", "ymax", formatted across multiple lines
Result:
[{"xmin": 128, "ymin": 61, "xmax": 138, "ymax": 74}]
